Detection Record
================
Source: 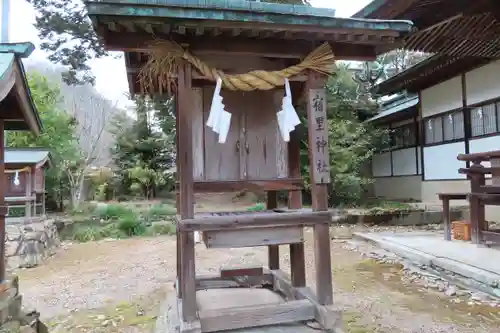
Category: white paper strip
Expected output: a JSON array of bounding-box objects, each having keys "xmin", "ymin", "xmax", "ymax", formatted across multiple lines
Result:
[
  {"xmin": 276, "ymin": 78, "xmax": 301, "ymax": 142},
  {"xmin": 206, "ymin": 76, "xmax": 223, "ymax": 129},
  {"xmin": 216, "ymin": 111, "xmax": 232, "ymax": 143}
]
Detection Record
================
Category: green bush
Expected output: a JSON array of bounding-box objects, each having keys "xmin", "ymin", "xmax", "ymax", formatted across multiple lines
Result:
[
  {"xmin": 144, "ymin": 204, "xmax": 176, "ymax": 222},
  {"xmin": 95, "ymin": 203, "xmax": 135, "ymax": 220},
  {"xmin": 247, "ymin": 202, "xmax": 266, "ymax": 212},
  {"xmin": 117, "ymin": 213, "xmax": 146, "ymax": 236}
]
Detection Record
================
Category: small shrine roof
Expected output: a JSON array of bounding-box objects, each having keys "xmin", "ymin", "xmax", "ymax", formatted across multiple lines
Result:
[
  {"xmin": 0, "ymin": 42, "xmax": 43, "ymax": 134},
  {"xmin": 85, "ymin": 0, "xmax": 415, "ymax": 51},
  {"xmin": 86, "ymin": 0, "xmax": 413, "ymax": 32},
  {"xmin": 5, "ymin": 148, "xmax": 52, "ymax": 168}
]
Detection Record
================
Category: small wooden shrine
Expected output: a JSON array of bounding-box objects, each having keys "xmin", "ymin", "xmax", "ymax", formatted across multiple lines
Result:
[
  {"xmin": 0, "ymin": 43, "xmax": 43, "ymax": 288},
  {"xmin": 87, "ymin": 1, "xmax": 414, "ymax": 331},
  {"xmin": 4, "ymin": 148, "xmax": 52, "ymax": 223}
]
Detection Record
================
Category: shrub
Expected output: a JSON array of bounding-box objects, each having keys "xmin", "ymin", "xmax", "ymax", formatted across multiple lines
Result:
[
  {"xmin": 247, "ymin": 202, "xmax": 266, "ymax": 212},
  {"xmin": 145, "ymin": 204, "xmax": 176, "ymax": 221},
  {"xmin": 70, "ymin": 225, "xmax": 106, "ymax": 242},
  {"xmin": 117, "ymin": 213, "xmax": 146, "ymax": 236},
  {"xmin": 95, "ymin": 203, "xmax": 135, "ymax": 220}
]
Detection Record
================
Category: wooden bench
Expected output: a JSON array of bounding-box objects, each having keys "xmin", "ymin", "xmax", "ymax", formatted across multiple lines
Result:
[{"xmin": 438, "ymin": 193, "xmax": 468, "ymax": 241}]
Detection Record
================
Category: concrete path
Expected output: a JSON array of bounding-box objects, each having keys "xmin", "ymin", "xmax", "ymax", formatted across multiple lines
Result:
[{"xmin": 354, "ymin": 231, "xmax": 500, "ymax": 290}]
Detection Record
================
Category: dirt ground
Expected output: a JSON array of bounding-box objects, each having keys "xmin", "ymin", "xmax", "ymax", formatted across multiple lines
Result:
[
  {"xmin": 11, "ymin": 194, "xmax": 500, "ymax": 332},
  {"xmin": 13, "ymin": 228, "xmax": 499, "ymax": 333}
]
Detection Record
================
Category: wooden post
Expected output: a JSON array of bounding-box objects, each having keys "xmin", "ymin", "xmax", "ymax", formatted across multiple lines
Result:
[
  {"xmin": 441, "ymin": 197, "xmax": 451, "ymax": 241},
  {"xmin": 288, "ymin": 129, "xmax": 305, "ymax": 287},
  {"xmin": 306, "ymin": 70, "xmax": 333, "ymax": 305},
  {"xmin": 469, "ymin": 161, "xmax": 485, "ymax": 245},
  {"xmin": 0, "ymin": 121, "xmax": 5, "ymax": 282},
  {"xmin": 266, "ymin": 191, "xmax": 280, "ymax": 270},
  {"xmin": 175, "ymin": 91, "xmax": 182, "ymax": 299},
  {"xmin": 177, "ymin": 62, "xmax": 197, "ymax": 322}
]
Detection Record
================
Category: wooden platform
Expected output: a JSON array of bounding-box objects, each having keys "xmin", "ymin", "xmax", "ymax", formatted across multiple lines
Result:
[
  {"xmin": 156, "ymin": 289, "xmax": 324, "ymax": 333},
  {"xmin": 171, "ymin": 267, "xmax": 343, "ymax": 333}
]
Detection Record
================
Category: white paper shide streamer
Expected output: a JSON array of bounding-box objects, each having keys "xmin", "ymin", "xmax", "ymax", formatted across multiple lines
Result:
[
  {"xmin": 13, "ymin": 171, "xmax": 20, "ymax": 186},
  {"xmin": 206, "ymin": 76, "xmax": 232, "ymax": 143},
  {"xmin": 277, "ymin": 78, "xmax": 301, "ymax": 142}
]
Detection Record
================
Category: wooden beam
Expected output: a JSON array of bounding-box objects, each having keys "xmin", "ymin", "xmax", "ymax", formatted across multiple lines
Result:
[
  {"xmin": 266, "ymin": 191, "xmax": 280, "ymax": 270},
  {"xmin": 177, "ymin": 62, "xmax": 197, "ymax": 322},
  {"xmin": 287, "ymin": 129, "xmax": 306, "ymax": 288},
  {"xmin": 104, "ymin": 31, "xmax": 378, "ymax": 61},
  {"xmin": 270, "ymin": 270, "xmax": 342, "ymax": 331},
  {"xmin": 199, "ymin": 299, "xmax": 315, "ymax": 332},
  {"xmin": 173, "ymin": 179, "xmax": 304, "ymax": 193},
  {"xmin": 220, "ymin": 266, "xmax": 264, "ymax": 278},
  {"xmin": 177, "ymin": 211, "xmax": 331, "ymax": 232},
  {"xmin": 196, "ymin": 272, "xmax": 272, "ymax": 290},
  {"xmin": 203, "ymin": 226, "xmax": 304, "ymax": 248}
]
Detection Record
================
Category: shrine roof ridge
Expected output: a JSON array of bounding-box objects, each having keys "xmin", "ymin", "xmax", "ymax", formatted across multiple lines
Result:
[
  {"xmin": 4, "ymin": 148, "xmax": 53, "ymax": 168},
  {"xmin": 85, "ymin": 0, "xmax": 415, "ymax": 32}
]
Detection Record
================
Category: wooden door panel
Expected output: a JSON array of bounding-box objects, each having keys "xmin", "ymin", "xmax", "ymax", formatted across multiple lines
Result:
[{"xmin": 245, "ymin": 89, "xmax": 288, "ymax": 180}]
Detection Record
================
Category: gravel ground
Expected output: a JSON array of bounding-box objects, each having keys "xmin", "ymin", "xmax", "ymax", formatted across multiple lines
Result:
[{"xmin": 13, "ymin": 225, "xmax": 500, "ymax": 333}]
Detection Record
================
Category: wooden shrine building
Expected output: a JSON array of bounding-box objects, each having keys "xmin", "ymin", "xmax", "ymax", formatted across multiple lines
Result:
[
  {"xmin": 0, "ymin": 43, "xmax": 43, "ymax": 282},
  {"xmin": 86, "ymin": 1, "xmax": 414, "ymax": 332},
  {"xmin": 4, "ymin": 148, "xmax": 52, "ymax": 223}
]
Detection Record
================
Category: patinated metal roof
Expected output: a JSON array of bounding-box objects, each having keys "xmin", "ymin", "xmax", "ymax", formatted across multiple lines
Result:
[
  {"xmin": 372, "ymin": 55, "xmax": 490, "ymax": 96},
  {"xmin": 4, "ymin": 148, "xmax": 52, "ymax": 168},
  {"xmin": 86, "ymin": 0, "xmax": 413, "ymax": 32},
  {"xmin": 0, "ymin": 43, "xmax": 42, "ymax": 134},
  {"xmin": 86, "ymin": 0, "xmax": 416, "ymax": 95},
  {"xmin": 367, "ymin": 94, "xmax": 418, "ymax": 123}
]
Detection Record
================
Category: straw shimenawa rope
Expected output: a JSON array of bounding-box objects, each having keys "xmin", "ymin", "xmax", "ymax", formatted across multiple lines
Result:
[{"xmin": 139, "ymin": 40, "xmax": 336, "ymax": 93}]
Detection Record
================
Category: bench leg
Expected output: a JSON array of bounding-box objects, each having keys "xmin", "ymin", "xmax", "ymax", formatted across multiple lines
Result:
[{"xmin": 442, "ymin": 198, "xmax": 451, "ymax": 241}]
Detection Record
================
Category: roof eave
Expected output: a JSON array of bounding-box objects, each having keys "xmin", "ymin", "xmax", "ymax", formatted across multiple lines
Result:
[{"xmin": 85, "ymin": 0, "xmax": 415, "ymax": 34}]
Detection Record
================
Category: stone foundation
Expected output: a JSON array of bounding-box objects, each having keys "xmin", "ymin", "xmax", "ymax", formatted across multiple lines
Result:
[
  {"xmin": 0, "ymin": 277, "xmax": 47, "ymax": 333},
  {"xmin": 5, "ymin": 219, "xmax": 60, "ymax": 270}
]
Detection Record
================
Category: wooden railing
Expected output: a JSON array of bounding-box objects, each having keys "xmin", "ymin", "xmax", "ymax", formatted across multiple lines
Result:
[{"xmin": 454, "ymin": 150, "xmax": 500, "ymax": 245}]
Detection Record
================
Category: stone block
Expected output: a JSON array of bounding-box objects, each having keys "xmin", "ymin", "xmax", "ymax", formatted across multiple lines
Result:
[{"xmin": 5, "ymin": 219, "xmax": 60, "ymax": 270}]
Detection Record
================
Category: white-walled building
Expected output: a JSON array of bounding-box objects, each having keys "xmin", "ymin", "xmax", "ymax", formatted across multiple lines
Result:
[{"xmin": 368, "ymin": 55, "xmax": 500, "ymax": 208}]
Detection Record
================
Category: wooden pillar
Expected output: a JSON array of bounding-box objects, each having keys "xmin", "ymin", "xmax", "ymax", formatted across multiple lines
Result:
[
  {"xmin": 288, "ymin": 130, "xmax": 306, "ymax": 287},
  {"xmin": 469, "ymin": 161, "xmax": 485, "ymax": 245},
  {"xmin": 266, "ymin": 191, "xmax": 279, "ymax": 270},
  {"xmin": 177, "ymin": 62, "xmax": 197, "ymax": 322},
  {"xmin": 306, "ymin": 70, "xmax": 333, "ymax": 305},
  {"xmin": 0, "ymin": 121, "xmax": 5, "ymax": 282}
]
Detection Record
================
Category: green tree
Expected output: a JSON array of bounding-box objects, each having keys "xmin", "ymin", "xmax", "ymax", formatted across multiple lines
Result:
[
  {"xmin": 7, "ymin": 72, "xmax": 81, "ymax": 209},
  {"xmin": 110, "ymin": 96, "xmax": 175, "ymax": 198}
]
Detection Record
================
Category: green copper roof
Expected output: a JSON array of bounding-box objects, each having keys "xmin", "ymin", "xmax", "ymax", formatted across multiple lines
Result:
[
  {"xmin": 86, "ymin": 0, "xmax": 414, "ymax": 32},
  {"xmin": 0, "ymin": 43, "xmax": 35, "ymax": 58},
  {"xmin": 5, "ymin": 148, "xmax": 52, "ymax": 168},
  {"xmin": 0, "ymin": 42, "xmax": 42, "ymax": 134}
]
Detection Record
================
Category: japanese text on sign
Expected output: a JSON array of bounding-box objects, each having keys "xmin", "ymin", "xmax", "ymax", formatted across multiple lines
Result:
[{"xmin": 308, "ymin": 89, "xmax": 330, "ymax": 184}]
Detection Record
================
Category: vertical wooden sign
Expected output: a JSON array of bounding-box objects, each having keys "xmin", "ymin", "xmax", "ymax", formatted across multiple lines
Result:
[{"xmin": 308, "ymin": 88, "xmax": 330, "ymax": 184}]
